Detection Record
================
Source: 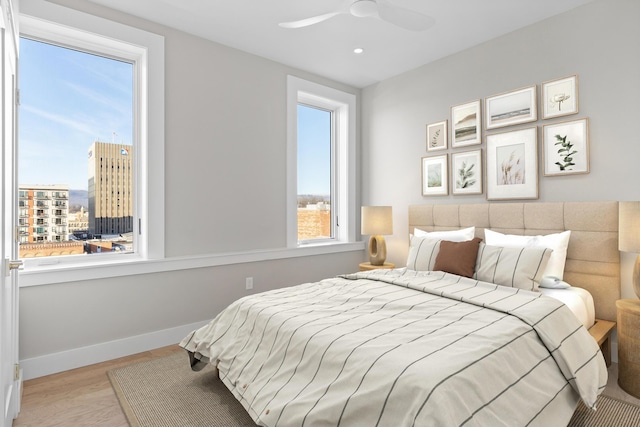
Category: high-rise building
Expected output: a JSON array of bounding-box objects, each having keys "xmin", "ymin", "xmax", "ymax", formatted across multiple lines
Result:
[
  {"xmin": 18, "ymin": 184, "xmax": 69, "ymax": 243},
  {"xmin": 88, "ymin": 141, "xmax": 133, "ymax": 235}
]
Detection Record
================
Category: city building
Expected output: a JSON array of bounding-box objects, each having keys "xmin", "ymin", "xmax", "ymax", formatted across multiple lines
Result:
[
  {"xmin": 297, "ymin": 202, "xmax": 331, "ymax": 240},
  {"xmin": 88, "ymin": 141, "xmax": 134, "ymax": 236},
  {"xmin": 18, "ymin": 184, "xmax": 69, "ymax": 244},
  {"xmin": 68, "ymin": 207, "xmax": 89, "ymax": 236}
]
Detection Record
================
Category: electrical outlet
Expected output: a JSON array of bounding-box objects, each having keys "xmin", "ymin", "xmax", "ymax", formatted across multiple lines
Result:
[{"xmin": 245, "ymin": 277, "xmax": 253, "ymax": 290}]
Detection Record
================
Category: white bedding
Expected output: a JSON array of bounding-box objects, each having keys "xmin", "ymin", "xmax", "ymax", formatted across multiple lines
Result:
[
  {"xmin": 181, "ymin": 269, "xmax": 607, "ymax": 427},
  {"xmin": 540, "ymin": 287, "xmax": 596, "ymax": 329}
]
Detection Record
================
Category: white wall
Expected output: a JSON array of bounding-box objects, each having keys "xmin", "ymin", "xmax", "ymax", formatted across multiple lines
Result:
[
  {"xmin": 18, "ymin": 0, "xmax": 365, "ymax": 378},
  {"xmin": 362, "ymin": 0, "xmax": 640, "ymax": 298}
]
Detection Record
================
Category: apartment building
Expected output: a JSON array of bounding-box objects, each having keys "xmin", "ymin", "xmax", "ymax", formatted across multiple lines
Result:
[{"xmin": 18, "ymin": 184, "xmax": 69, "ymax": 244}]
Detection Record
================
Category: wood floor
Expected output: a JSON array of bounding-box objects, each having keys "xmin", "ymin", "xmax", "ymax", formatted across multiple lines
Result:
[
  {"xmin": 11, "ymin": 345, "xmax": 640, "ymax": 427},
  {"xmin": 13, "ymin": 345, "xmax": 183, "ymax": 427}
]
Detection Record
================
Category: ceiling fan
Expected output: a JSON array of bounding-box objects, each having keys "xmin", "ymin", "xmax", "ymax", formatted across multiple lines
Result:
[{"xmin": 278, "ymin": 0, "xmax": 435, "ymax": 32}]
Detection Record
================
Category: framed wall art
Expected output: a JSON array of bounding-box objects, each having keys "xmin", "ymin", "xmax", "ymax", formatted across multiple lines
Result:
[
  {"xmin": 421, "ymin": 154, "xmax": 448, "ymax": 196},
  {"xmin": 485, "ymin": 85, "xmax": 537, "ymax": 130},
  {"xmin": 486, "ymin": 127, "xmax": 538, "ymax": 200},
  {"xmin": 542, "ymin": 74, "xmax": 579, "ymax": 119},
  {"xmin": 542, "ymin": 117, "xmax": 589, "ymax": 176},
  {"xmin": 451, "ymin": 100, "xmax": 481, "ymax": 147},
  {"xmin": 451, "ymin": 149, "xmax": 482, "ymax": 195},
  {"xmin": 426, "ymin": 120, "xmax": 448, "ymax": 151}
]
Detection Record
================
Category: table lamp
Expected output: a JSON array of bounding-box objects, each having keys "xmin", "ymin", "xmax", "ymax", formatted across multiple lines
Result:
[
  {"xmin": 361, "ymin": 206, "xmax": 393, "ymax": 266},
  {"xmin": 619, "ymin": 201, "xmax": 640, "ymax": 298}
]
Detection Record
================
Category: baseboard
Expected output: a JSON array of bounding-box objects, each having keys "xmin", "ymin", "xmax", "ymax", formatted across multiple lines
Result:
[{"xmin": 20, "ymin": 321, "xmax": 209, "ymax": 380}]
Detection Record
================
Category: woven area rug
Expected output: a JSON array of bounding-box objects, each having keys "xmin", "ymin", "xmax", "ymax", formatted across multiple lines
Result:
[{"xmin": 109, "ymin": 352, "xmax": 640, "ymax": 427}]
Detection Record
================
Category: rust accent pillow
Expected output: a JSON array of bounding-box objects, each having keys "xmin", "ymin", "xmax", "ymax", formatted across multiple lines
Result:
[{"xmin": 433, "ymin": 237, "xmax": 482, "ymax": 278}]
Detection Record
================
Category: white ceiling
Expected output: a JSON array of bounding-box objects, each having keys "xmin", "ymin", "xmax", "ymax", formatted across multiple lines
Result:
[{"xmin": 86, "ymin": 0, "xmax": 595, "ymax": 88}]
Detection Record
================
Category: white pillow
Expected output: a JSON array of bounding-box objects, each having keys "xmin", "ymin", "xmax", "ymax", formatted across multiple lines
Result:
[
  {"xmin": 484, "ymin": 229, "xmax": 571, "ymax": 280},
  {"xmin": 406, "ymin": 236, "xmax": 441, "ymax": 271},
  {"xmin": 413, "ymin": 226, "xmax": 475, "ymax": 242},
  {"xmin": 474, "ymin": 243, "xmax": 553, "ymax": 292}
]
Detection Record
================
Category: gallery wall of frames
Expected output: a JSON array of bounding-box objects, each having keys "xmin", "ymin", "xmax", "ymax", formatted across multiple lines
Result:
[{"xmin": 422, "ymin": 74, "xmax": 588, "ymax": 200}]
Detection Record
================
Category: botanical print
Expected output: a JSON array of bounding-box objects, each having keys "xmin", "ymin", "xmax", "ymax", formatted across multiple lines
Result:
[
  {"xmin": 548, "ymin": 88, "xmax": 571, "ymax": 114},
  {"xmin": 543, "ymin": 75, "xmax": 578, "ymax": 119},
  {"xmin": 456, "ymin": 160, "xmax": 476, "ymax": 189},
  {"xmin": 543, "ymin": 118, "xmax": 589, "ymax": 176},
  {"xmin": 553, "ymin": 134, "xmax": 577, "ymax": 170},
  {"xmin": 427, "ymin": 120, "xmax": 447, "ymax": 151},
  {"xmin": 422, "ymin": 154, "xmax": 448, "ymax": 196},
  {"xmin": 486, "ymin": 127, "xmax": 537, "ymax": 200},
  {"xmin": 496, "ymin": 143, "xmax": 525, "ymax": 185},
  {"xmin": 430, "ymin": 128, "xmax": 442, "ymax": 148},
  {"xmin": 452, "ymin": 149, "xmax": 482, "ymax": 195},
  {"xmin": 427, "ymin": 163, "xmax": 442, "ymax": 187}
]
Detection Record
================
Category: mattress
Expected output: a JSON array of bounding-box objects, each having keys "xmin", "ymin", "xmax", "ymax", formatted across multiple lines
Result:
[{"xmin": 540, "ymin": 286, "xmax": 595, "ymax": 329}]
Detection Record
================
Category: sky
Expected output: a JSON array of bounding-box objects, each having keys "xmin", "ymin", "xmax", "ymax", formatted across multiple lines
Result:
[
  {"xmin": 19, "ymin": 37, "xmax": 133, "ymax": 190},
  {"xmin": 297, "ymin": 104, "xmax": 331, "ymax": 196},
  {"xmin": 19, "ymin": 37, "xmax": 329, "ymax": 196}
]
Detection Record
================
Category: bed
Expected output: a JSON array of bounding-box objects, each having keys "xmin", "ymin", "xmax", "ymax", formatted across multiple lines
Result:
[{"xmin": 181, "ymin": 201, "xmax": 619, "ymax": 427}]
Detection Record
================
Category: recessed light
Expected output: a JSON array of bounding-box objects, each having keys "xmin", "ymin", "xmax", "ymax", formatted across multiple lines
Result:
[{"xmin": 353, "ymin": 47, "xmax": 364, "ymax": 54}]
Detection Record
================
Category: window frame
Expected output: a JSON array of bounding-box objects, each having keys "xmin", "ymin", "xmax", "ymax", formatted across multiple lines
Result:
[
  {"xmin": 286, "ymin": 76, "xmax": 357, "ymax": 248},
  {"xmin": 18, "ymin": 7, "xmax": 165, "ymax": 283}
]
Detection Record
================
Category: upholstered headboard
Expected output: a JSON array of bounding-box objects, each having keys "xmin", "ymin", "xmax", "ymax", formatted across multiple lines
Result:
[{"xmin": 408, "ymin": 202, "xmax": 620, "ymax": 322}]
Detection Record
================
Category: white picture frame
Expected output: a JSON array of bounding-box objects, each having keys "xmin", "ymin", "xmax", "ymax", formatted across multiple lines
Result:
[
  {"xmin": 543, "ymin": 117, "xmax": 589, "ymax": 176},
  {"xmin": 452, "ymin": 149, "xmax": 483, "ymax": 195},
  {"xmin": 451, "ymin": 100, "xmax": 481, "ymax": 147},
  {"xmin": 421, "ymin": 154, "xmax": 448, "ymax": 196},
  {"xmin": 486, "ymin": 127, "xmax": 538, "ymax": 200},
  {"xmin": 542, "ymin": 74, "xmax": 579, "ymax": 119},
  {"xmin": 485, "ymin": 85, "xmax": 537, "ymax": 130},
  {"xmin": 426, "ymin": 120, "xmax": 448, "ymax": 151}
]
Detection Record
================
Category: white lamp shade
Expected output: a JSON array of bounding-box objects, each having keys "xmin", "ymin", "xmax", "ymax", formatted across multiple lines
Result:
[
  {"xmin": 361, "ymin": 206, "xmax": 393, "ymax": 235},
  {"xmin": 620, "ymin": 201, "xmax": 640, "ymax": 252}
]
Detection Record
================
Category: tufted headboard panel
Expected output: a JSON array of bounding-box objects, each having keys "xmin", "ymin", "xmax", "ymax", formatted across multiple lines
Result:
[{"xmin": 408, "ymin": 202, "xmax": 620, "ymax": 322}]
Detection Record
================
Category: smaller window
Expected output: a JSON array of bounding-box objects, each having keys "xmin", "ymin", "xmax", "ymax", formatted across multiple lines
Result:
[
  {"xmin": 286, "ymin": 76, "xmax": 356, "ymax": 248},
  {"xmin": 297, "ymin": 104, "xmax": 333, "ymax": 242}
]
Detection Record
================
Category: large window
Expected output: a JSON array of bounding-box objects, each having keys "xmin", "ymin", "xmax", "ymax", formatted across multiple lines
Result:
[
  {"xmin": 19, "ymin": 37, "xmax": 134, "ymax": 258},
  {"xmin": 18, "ymin": 10, "xmax": 164, "ymax": 282},
  {"xmin": 287, "ymin": 76, "xmax": 356, "ymax": 247}
]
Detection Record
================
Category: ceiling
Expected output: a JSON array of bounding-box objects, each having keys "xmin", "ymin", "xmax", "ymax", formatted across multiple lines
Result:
[{"xmin": 86, "ymin": 0, "xmax": 595, "ymax": 88}]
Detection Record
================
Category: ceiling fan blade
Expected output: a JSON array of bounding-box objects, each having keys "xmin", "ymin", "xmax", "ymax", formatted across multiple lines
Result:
[
  {"xmin": 279, "ymin": 12, "xmax": 344, "ymax": 29},
  {"xmin": 377, "ymin": 1, "xmax": 435, "ymax": 31}
]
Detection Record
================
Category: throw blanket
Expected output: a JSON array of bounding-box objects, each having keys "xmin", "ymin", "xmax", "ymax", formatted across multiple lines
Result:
[{"xmin": 181, "ymin": 269, "xmax": 607, "ymax": 427}]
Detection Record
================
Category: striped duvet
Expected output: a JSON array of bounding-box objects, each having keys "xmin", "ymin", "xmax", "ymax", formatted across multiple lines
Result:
[{"xmin": 180, "ymin": 268, "xmax": 607, "ymax": 427}]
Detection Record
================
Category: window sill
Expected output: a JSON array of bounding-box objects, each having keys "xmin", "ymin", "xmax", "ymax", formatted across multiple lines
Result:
[{"xmin": 19, "ymin": 241, "xmax": 366, "ymax": 287}]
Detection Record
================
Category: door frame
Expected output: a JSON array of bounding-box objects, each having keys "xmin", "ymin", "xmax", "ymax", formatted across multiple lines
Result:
[{"xmin": 1, "ymin": 0, "xmax": 21, "ymax": 425}]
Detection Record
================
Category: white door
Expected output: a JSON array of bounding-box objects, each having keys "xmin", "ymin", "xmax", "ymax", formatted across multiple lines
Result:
[{"xmin": 0, "ymin": 1, "xmax": 20, "ymax": 426}]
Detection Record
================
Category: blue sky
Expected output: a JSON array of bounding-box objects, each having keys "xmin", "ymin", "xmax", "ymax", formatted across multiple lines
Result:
[
  {"xmin": 19, "ymin": 38, "xmax": 133, "ymax": 190},
  {"xmin": 297, "ymin": 104, "xmax": 331, "ymax": 196},
  {"xmin": 19, "ymin": 37, "xmax": 329, "ymax": 196}
]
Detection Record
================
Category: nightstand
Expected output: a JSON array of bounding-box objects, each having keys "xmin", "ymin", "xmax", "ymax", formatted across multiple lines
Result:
[
  {"xmin": 616, "ymin": 299, "xmax": 640, "ymax": 399},
  {"xmin": 359, "ymin": 262, "xmax": 395, "ymax": 271},
  {"xmin": 588, "ymin": 319, "xmax": 616, "ymax": 367}
]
